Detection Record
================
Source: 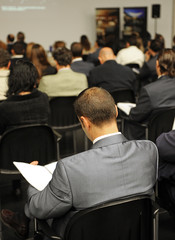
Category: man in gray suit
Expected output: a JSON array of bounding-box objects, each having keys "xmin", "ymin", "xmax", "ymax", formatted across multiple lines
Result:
[{"xmin": 0, "ymin": 87, "xmax": 158, "ymax": 239}]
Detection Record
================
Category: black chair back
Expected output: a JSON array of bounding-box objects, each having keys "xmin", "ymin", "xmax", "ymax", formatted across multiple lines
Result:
[
  {"xmin": 147, "ymin": 107, "xmax": 175, "ymax": 142},
  {"xmin": 34, "ymin": 195, "xmax": 158, "ymax": 240},
  {"xmin": 49, "ymin": 97, "xmax": 80, "ymax": 129},
  {"xmin": 0, "ymin": 124, "xmax": 57, "ymax": 170},
  {"xmin": 110, "ymin": 89, "xmax": 136, "ymax": 104}
]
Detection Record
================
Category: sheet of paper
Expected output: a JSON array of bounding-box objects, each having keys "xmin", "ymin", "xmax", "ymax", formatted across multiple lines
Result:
[
  {"xmin": 13, "ymin": 162, "xmax": 55, "ymax": 191},
  {"xmin": 117, "ymin": 102, "xmax": 136, "ymax": 115},
  {"xmin": 45, "ymin": 161, "xmax": 57, "ymax": 174}
]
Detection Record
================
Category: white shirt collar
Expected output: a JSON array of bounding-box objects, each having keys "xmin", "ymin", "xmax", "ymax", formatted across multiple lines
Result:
[
  {"xmin": 72, "ymin": 57, "xmax": 82, "ymax": 63},
  {"xmin": 93, "ymin": 132, "xmax": 121, "ymax": 144}
]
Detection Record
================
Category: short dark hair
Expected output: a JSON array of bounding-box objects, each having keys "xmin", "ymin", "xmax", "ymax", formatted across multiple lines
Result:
[
  {"xmin": 74, "ymin": 87, "xmax": 116, "ymax": 126},
  {"xmin": 0, "ymin": 49, "xmax": 10, "ymax": 68},
  {"xmin": 71, "ymin": 42, "xmax": 83, "ymax": 57},
  {"xmin": 53, "ymin": 47, "xmax": 72, "ymax": 66},
  {"xmin": 12, "ymin": 42, "xmax": 25, "ymax": 55},
  {"xmin": 7, "ymin": 60, "xmax": 38, "ymax": 96},
  {"xmin": 157, "ymin": 49, "xmax": 175, "ymax": 77},
  {"xmin": 127, "ymin": 36, "xmax": 137, "ymax": 46},
  {"xmin": 17, "ymin": 31, "xmax": 25, "ymax": 42},
  {"xmin": 7, "ymin": 34, "xmax": 14, "ymax": 42},
  {"xmin": 150, "ymin": 39, "xmax": 163, "ymax": 53}
]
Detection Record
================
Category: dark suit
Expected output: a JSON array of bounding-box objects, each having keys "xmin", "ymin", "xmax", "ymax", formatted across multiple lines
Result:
[
  {"xmin": 88, "ymin": 60, "xmax": 136, "ymax": 92},
  {"xmin": 71, "ymin": 59, "xmax": 94, "ymax": 77},
  {"xmin": 125, "ymin": 75, "xmax": 175, "ymax": 139},
  {"xmin": 139, "ymin": 55, "xmax": 158, "ymax": 87},
  {"xmin": 156, "ymin": 131, "xmax": 175, "ymax": 215},
  {"xmin": 25, "ymin": 133, "xmax": 158, "ymax": 238},
  {"xmin": 129, "ymin": 75, "xmax": 175, "ymax": 123}
]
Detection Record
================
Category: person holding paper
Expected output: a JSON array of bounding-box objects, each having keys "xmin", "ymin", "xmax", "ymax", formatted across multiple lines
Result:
[
  {"xmin": 125, "ymin": 49, "xmax": 175, "ymax": 140},
  {"xmin": 0, "ymin": 87, "xmax": 158, "ymax": 239}
]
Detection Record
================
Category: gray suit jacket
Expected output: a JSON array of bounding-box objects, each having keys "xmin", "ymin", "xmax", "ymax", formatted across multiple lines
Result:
[{"xmin": 25, "ymin": 134, "xmax": 158, "ymax": 236}]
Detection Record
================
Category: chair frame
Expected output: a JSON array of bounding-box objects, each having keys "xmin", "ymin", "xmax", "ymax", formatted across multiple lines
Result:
[
  {"xmin": 121, "ymin": 107, "xmax": 175, "ymax": 142},
  {"xmin": 49, "ymin": 97, "xmax": 88, "ymax": 155},
  {"xmin": 34, "ymin": 195, "xmax": 159, "ymax": 240}
]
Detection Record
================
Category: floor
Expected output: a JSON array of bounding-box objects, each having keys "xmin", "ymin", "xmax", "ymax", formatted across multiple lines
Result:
[{"xmin": 0, "ymin": 129, "xmax": 175, "ymax": 240}]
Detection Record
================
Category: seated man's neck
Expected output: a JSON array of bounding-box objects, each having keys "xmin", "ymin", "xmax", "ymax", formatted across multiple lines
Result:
[{"xmin": 57, "ymin": 65, "xmax": 70, "ymax": 71}]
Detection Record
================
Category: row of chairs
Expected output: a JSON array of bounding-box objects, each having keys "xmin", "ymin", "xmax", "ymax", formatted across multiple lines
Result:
[{"xmin": 0, "ymin": 93, "xmax": 172, "ymax": 240}]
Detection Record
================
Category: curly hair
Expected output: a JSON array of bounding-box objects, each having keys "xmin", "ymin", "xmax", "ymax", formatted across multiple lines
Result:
[
  {"xmin": 7, "ymin": 60, "xmax": 38, "ymax": 96},
  {"xmin": 52, "ymin": 47, "xmax": 72, "ymax": 66}
]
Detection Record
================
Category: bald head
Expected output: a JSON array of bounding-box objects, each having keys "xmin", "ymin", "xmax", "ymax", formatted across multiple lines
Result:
[{"xmin": 98, "ymin": 47, "xmax": 115, "ymax": 64}]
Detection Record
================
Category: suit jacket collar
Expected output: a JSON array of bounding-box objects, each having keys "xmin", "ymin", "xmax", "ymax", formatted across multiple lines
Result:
[{"xmin": 91, "ymin": 133, "xmax": 128, "ymax": 149}]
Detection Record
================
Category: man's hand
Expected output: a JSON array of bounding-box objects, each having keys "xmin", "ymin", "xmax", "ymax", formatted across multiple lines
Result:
[{"xmin": 30, "ymin": 161, "xmax": 38, "ymax": 165}]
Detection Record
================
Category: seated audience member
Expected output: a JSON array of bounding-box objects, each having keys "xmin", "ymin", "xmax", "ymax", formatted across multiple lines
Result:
[
  {"xmin": 26, "ymin": 42, "xmax": 35, "ymax": 60},
  {"xmin": 0, "ymin": 40, "xmax": 7, "ymax": 50},
  {"xmin": 38, "ymin": 47, "xmax": 88, "ymax": 97},
  {"xmin": 16, "ymin": 31, "xmax": 27, "ymax": 54},
  {"xmin": 53, "ymin": 40, "xmax": 66, "ymax": 50},
  {"xmin": 30, "ymin": 43, "xmax": 57, "ymax": 79},
  {"xmin": 0, "ymin": 87, "xmax": 158, "ymax": 239},
  {"xmin": 156, "ymin": 130, "xmax": 175, "ymax": 216},
  {"xmin": 116, "ymin": 35, "xmax": 145, "ymax": 68},
  {"xmin": 0, "ymin": 60, "xmax": 50, "ymax": 135},
  {"xmin": 172, "ymin": 35, "xmax": 175, "ymax": 50},
  {"xmin": 0, "ymin": 49, "xmax": 11, "ymax": 101},
  {"xmin": 10, "ymin": 41, "xmax": 27, "ymax": 70},
  {"xmin": 132, "ymin": 32, "xmax": 144, "ymax": 52},
  {"xmin": 70, "ymin": 42, "xmax": 94, "ymax": 78},
  {"xmin": 139, "ymin": 39, "xmax": 163, "ymax": 87},
  {"xmin": 86, "ymin": 37, "xmax": 105, "ymax": 66},
  {"xmin": 80, "ymin": 35, "xmax": 92, "ymax": 55},
  {"xmin": 48, "ymin": 41, "xmax": 67, "ymax": 67},
  {"xmin": 155, "ymin": 33, "xmax": 165, "ymax": 49},
  {"xmin": 88, "ymin": 47, "xmax": 136, "ymax": 93},
  {"xmin": 6, "ymin": 34, "xmax": 15, "ymax": 55},
  {"xmin": 124, "ymin": 49, "xmax": 175, "ymax": 140}
]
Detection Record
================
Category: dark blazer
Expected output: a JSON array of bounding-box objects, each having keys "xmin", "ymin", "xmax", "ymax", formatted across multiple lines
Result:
[
  {"xmin": 129, "ymin": 75, "xmax": 175, "ymax": 123},
  {"xmin": 156, "ymin": 131, "xmax": 175, "ymax": 214},
  {"xmin": 0, "ymin": 89, "xmax": 50, "ymax": 135},
  {"xmin": 25, "ymin": 133, "xmax": 158, "ymax": 238},
  {"xmin": 139, "ymin": 55, "xmax": 158, "ymax": 86},
  {"xmin": 71, "ymin": 60, "xmax": 94, "ymax": 77},
  {"xmin": 88, "ymin": 60, "xmax": 136, "ymax": 92},
  {"xmin": 156, "ymin": 130, "xmax": 175, "ymax": 180}
]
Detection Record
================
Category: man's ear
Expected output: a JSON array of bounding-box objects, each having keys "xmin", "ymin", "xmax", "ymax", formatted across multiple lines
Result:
[
  {"xmin": 115, "ymin": 105, "xmax": 118, "ymax": 118},
  {"xmin": 79, "ymin": 116, "xmax": 90, "ymax": 129},
  {"xmin": 98, "ymin": 56, "xmax": 103, "ymax": 64}
]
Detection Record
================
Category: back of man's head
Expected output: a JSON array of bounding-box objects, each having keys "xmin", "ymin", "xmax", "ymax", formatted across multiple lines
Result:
[
  {"xmin": 150, "ymin": 39, "xmax": 164, "ymax": 53},
  {"xmin": 12, "ymin": 42, "xmax": 25, "ymax": 55},
  {"xmin": 17, "ymin": 31, "xmax": 25, "ymax": 42},
  {"xmin": 0, "ymin": 49, "xmax": 10, "ymax": 68},
  {"xmin": 74, "ymin": 87, "xmax": 116, "ymax": 126},
  {"xmin": 98, "ymin": 47, "xmax": 115, "ymax": 64},
  {"xmin": 127, "ymin": 36, "xmax": 137, "ymax": 46},
  {"xmin": 53, "ymin": 47, "xmax": 72, "ymax": 66},
  {"xmin": 71, "ymin": 42, "xmax": 83, "ymax": 57},
  {"xmin": 7, "ymin": 34, "xmax": 15, "ymax": 43}
]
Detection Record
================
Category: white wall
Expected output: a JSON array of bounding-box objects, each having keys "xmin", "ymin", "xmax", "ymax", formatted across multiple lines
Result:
[{"xmin": 1, "ymin": 0, "xmax": 173, "ymax": 50}]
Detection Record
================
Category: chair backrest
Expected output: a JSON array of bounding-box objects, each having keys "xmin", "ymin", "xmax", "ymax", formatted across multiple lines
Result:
[
  {"xmin": 64, "ymin": 196, "xmax": 154, "ymax": 240},
  {"xmin": 110, "ymin": 89, "xmax": 136, "ymax": 104},
  {"xmin": 147, "ymin": 107, "xmax": 175, "ymax": 142},
  {"xmin": 0, "ymin": 124, "xmax": 57, "ymax": 170},
  {"xmin": 49, "ymin": 97, "xmax": 80, "ymax": 129}
]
